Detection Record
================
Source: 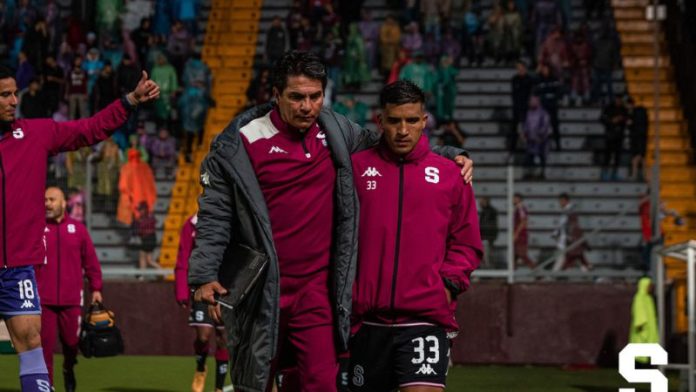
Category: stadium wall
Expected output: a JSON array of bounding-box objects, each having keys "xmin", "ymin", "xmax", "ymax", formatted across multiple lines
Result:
[{"xmin": 95, "ymin": 281, "xmax": 632, "ymax": 365}]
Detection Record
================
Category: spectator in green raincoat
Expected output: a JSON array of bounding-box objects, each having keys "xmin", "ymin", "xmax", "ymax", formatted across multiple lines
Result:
[
  {"xmin": 150, "ymin": 53, "xmax": 179, "ymax": 124},
  {"xmin": 435, "ymin": 54, "xmax": 458, "ymax": 122},
  {"xmin": 399, "ymin": 51, "xmax": 435, "ymax": 100},
  {"xmin": 342, "ymin": 22, "xmax": 371, "ymax": 90},
  {"xmin": 332, "ymin": 95, "xmax": 369, "ymax": 127},
  {"xmin": 629, "ymin": 277, "xmax": 659, "ymax": 363}
]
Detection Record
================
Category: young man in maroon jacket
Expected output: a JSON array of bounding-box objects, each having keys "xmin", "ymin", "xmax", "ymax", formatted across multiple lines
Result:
[
  {"xmin": 349, "ymin": 80, "xmax": 482, "ymax": 391},
  {"xmin": 36, "ymin": 187, "xmax": 103, "ymax": 392},
  {"xmin": 0, "ymin": 65, "xmax": 158, "ymax": 392},
  {"xmin": 174, "ymin": 214, "xmax": 229, "ymax": 392}
]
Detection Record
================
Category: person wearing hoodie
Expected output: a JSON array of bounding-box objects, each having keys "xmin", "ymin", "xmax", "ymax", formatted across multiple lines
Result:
[
  {"xmin": 522, "ymin": 95, "xmax": 551, "ymax": 179},
  {"xmin": 117, "ymin": 149, "xmax": 157, "ymax": 226},
  {"xmin": 349, "ymin": 80, "xmax": 482, "ymax": 391},
  {"xmin": 36, "ymin": 187, "xmax": 103, "ymax": 392},
  {"xmin": 629, "ymin": 277, "xmax": 659, "ymax": 364}
]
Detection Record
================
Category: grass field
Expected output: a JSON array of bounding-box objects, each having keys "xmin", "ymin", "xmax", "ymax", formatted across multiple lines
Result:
[{"xmin": 0, "ymin": 355, "xmax": 683, "ymax": 391}]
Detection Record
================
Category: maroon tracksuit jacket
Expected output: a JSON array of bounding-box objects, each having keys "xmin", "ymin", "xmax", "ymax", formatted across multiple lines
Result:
[
  {"xmin": 351, "ymin": 136, "xmax": 482, "ymax": 332},
  {"xmin": 34, "ymin": 216, "xmax": 102, "ymax": 306},
  {"xmin": 174, "ymin": 215, "xmax": 197, "ymax": 303},
  {"xmin": 0, "ymin": 98, "xmax": 130, "ymax": 268},
  {"xmin": 240, "ymin": 108, "xmax": 335, "ymax": 278}
]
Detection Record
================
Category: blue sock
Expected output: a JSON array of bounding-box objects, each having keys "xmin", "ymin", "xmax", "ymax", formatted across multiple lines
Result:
[{"xmin": 19, "ymin": 348, "xmax": 51, "ymax": 392}]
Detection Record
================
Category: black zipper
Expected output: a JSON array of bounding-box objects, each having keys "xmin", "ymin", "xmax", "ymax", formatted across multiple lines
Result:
[
  {"xmin": 389, "ymin": 160, "xmax": 405, "ymax": 320},
  {"xmin": 56, "ymin": 224, "xmax": 61, "ymax": 303},
  {"xmin": 300, "ymin": 134, "xmax": 311, "ymax": 158},
  {"xmin": 0, "ymin": 153, "xmax": 6, "ymax": 267}
]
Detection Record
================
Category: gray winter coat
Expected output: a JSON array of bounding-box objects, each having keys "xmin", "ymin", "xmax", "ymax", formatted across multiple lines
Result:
[{"xmin": 188, "ymin": 103, "xmax": 464, "ymax": 391}]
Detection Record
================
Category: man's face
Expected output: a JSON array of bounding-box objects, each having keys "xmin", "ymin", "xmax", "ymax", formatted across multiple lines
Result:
[
  {"xmin": 513, "ymin": 196, "xmax": 521, "ymax": 206},
  {"xmin": 45, "ymin": 188, "xmax": 66, "ymax": 220},
  {"xmin": 274, "ymin": 75, "xmax": 324, "ymax": 130},
  {"xmin": 516, "ymin": 63, "xmax": 526, "ymax": 75},
  {"xmin": 379, "ymin": 102, "xmax": 426, "ymax": 156},
  {"xmin": 559, "ymin": 197, "xmax": 569, "ymax": 208},
  {"xmin": 0, "ymin": 78, "xmax": 18, "ymax": 122}
]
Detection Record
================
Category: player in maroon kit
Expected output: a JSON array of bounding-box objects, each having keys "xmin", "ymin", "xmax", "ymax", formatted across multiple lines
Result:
[
  {"xmin": 189, "ymin": 51, "xmax": 472, "ymax": 392},
  {"xmin": 349, "ymin": 80, "xmax": 482, "ymax": 391},
  {"xmin": 36, "ymin": 187, "xmax": 103, "ymax": 392}
]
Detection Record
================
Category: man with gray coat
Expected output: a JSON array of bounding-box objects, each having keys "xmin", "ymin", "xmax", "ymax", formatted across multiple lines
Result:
[{"xmin": 189, "ymin": 51, "xmax": 472, "ymax": 392}]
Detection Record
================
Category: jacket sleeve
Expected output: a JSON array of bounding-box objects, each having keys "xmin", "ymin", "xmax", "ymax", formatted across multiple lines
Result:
[
  {"xmin": 441, "ymin": 181, "xmax": 483, "ymax": 296},
  {"xmin": 325, "ymin": 108, "xmax": 381, "ymax": 153},
  {"xmin": 188, "ymin": 153, "xmax": 236, "ymax": 286},
  {"xmin": 174, "ymin": 220, "xmax": 193, "ymax": 303},
  {"xmin": 46, "ymin": 98, "xmax": 132, "ymax": 155},
  {"xmin": 81, "ymin": 225, "xmax": 103, "ymax": 292},
  {"xmin": 431, "ymin": 144, "xmax": 469, "ymax": 159}
]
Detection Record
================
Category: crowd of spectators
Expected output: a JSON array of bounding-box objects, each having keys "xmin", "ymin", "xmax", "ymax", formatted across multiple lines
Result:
[
  {"xmin": 259, "ymin": 0, "xmax": 624, "ymax": 159},
  {"xmin": 0, "ymin": 0, "xmax": 210, "ymax": 267}
]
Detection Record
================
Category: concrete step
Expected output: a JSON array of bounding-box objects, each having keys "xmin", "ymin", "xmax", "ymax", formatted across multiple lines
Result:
[
  {"xmin": 474, "ymin": 166, "xmax": 634, "ymax": 182},
  {"xmin": 474, "ymin": 181, "xmax": 646, "ymax": 198},
  {"xmin": 488, "ymin": 229, "xmax": 641, "ymax": 249},
  {"xmin": 483, "ymin": 247, "xmax": 641, "ymax": 267},
  {"xmin": 480, "ymin": 195, "xmax": 639, "ymax": 214},
  {"xmin": 471, "ymin": 151, "xmax": 594, "ymax": 165}
]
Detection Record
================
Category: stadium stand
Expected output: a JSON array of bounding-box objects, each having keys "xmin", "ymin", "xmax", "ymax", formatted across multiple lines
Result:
[
  {"xmin": 158, "ymin": 0, "xmax": 261, "ymax": 270},
  {"xmin": 251, "ymin": 0, "xmax": 644, "ymax": 271}
]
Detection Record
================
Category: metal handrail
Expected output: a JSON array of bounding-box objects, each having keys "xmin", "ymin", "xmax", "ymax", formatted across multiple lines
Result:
[{"xmin": 535, "ymin": 207, "xmax": 634, "ymax": 270}]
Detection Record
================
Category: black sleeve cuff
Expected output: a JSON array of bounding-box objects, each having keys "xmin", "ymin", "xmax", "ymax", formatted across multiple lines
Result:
[
  {"xmin": 443, "ymin": 278, "xmax": 462, "ymax": 297},
  {"xmin": 120, "ymin": 95, "xmax": 136, "ymax": 111},
  {"xmin": 458, "ymin": 149, "xmax": 470, "ymax": 158}
]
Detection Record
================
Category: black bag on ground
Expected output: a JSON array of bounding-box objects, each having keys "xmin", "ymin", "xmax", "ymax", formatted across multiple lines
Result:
[{"xmin": 79, "ymin": 302, "xmax": 124, "ymax": 358}]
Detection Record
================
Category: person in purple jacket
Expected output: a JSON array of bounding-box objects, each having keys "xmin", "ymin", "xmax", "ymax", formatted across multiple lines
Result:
[
  {"xmin": 349, "ymin": 80, "xmax": 482, "ymax": 392},
  {"xmin": 0, "ymin": 65, "xmax": 159, "ymax": 392},
  {"xmin": 174, "ymin": 214, "xmax": 230, "ymax": 392},
  {"xmin": 36, "ymin": 187, "xmax": 103, "ymax": 392}
]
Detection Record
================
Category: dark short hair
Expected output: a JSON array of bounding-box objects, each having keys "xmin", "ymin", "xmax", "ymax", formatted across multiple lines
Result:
[
  {"xmin": 559, "ymin": 193, "xmax": 570, "ymax": 200},
  {"xmin": 271, "ymin": 51, "xmax": 327, "ymax": 93},
  {"xmin": 513, "ymin": 193, "xmax": 523, "ymax": 199},
  {"xmin": 379, "ymin": 80, "xmax": 425, "ymax": 108},
  {"xmin": 0, "ymin": 65, "xmax": 14, "ymax": 81}
]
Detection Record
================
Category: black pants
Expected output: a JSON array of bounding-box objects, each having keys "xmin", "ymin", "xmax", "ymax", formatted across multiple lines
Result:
[
  {"xmin": 603, "ymin": 137, "xmax": 623, "ymax": 170},
  {"xmin": 547, "ymin": 105, "xmax": 560, "ymax": 150},
  {"xmin": 509, "ymin": 109, "xmax": 526, "ymax": 152}
]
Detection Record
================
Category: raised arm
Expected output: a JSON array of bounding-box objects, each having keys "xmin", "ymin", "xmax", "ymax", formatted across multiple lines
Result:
[{"xmin": 48, "ymin": 72, "xmax": 160, "ymax": 154}]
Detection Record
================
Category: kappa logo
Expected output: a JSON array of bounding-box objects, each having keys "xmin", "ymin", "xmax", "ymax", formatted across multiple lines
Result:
[
  {"xmin": 361, "ymin": 167, "xmax": 382, "ymax": 177},
  {"xmin": 20, "ymin": 300, "xmax": 34, "ymax": 309},
  {"xmin": 415, "ymin": 363, "xmax": 437, "ymax": 376},
  {"xmin": 12, "ymin": 128, "xmax": 24, "ymax": 139},
  {"xmin": 317, "ymin": 132, "xmax": 327, "ymax": 146},
  {"xmin": 269, "ymin": 145, "xmax": 288, "ymax": 154},
  {"xmin": 67, "ymin": 224, "xmax": 76, "ymax": 233}
]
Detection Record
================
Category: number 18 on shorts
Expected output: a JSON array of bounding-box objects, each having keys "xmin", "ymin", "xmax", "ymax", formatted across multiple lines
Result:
[
  {"xmin": 0, "ymin": 266, "xmax": 42, "ymax": 318},
  {"xmin": 349, "ymin": 324, "xmax": 450, "ymax": 391}
]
